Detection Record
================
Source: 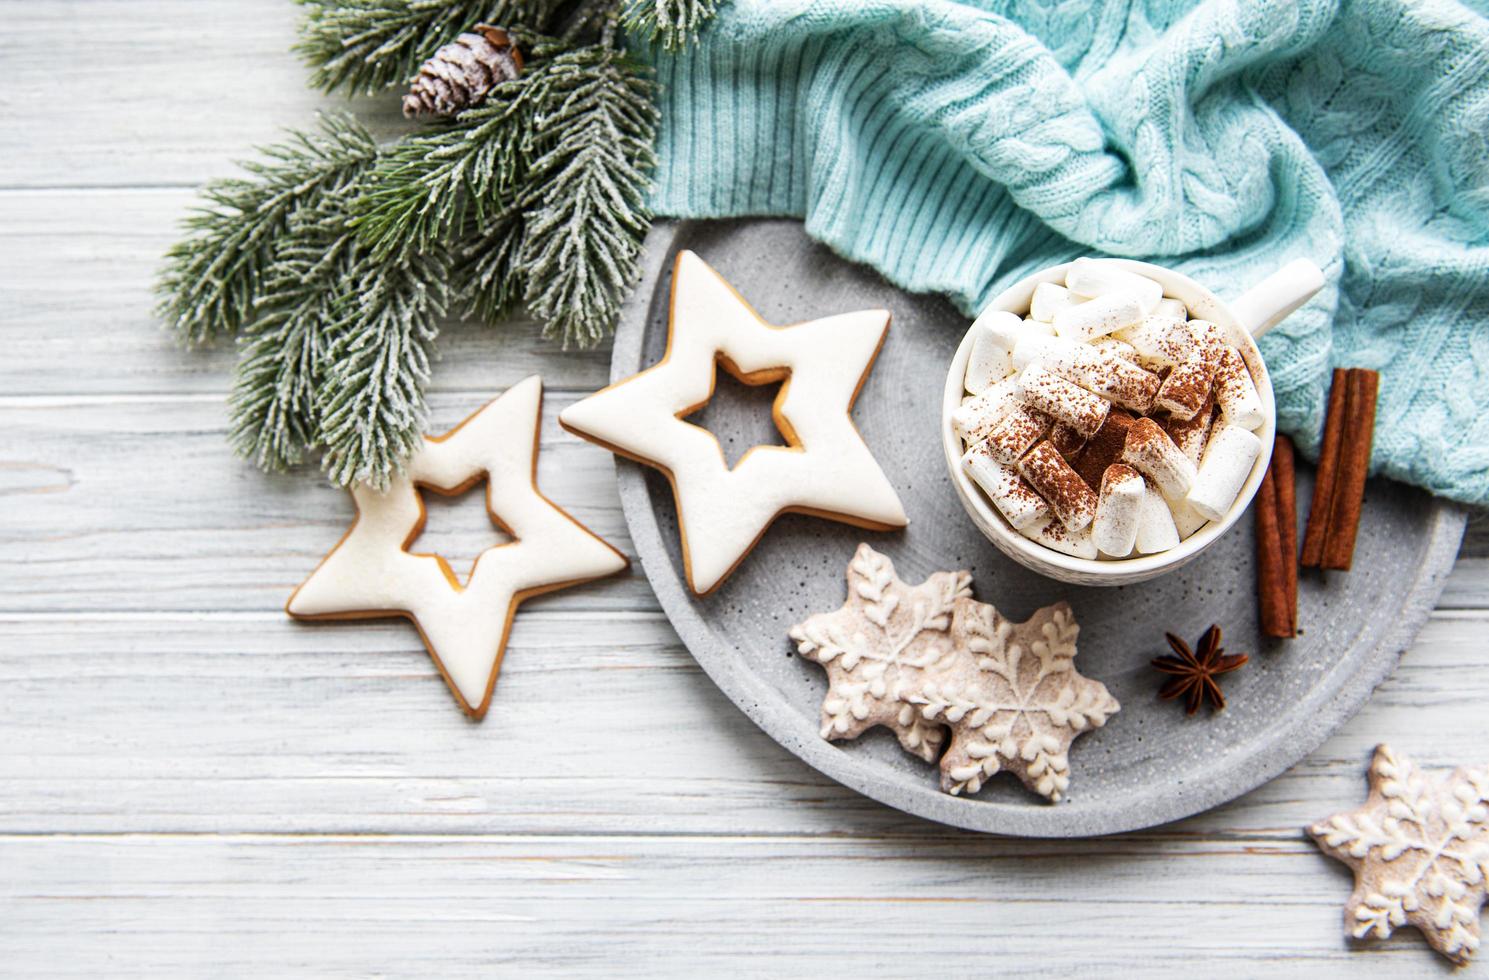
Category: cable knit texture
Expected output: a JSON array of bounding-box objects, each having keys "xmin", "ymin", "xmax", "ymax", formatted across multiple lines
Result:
[{"xmin": 641, "ymin": 0, "xmax": 1489, "ymax": 506}]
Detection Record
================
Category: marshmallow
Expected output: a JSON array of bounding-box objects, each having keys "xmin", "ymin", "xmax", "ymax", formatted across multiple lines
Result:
[
  {"xmin": 1053, "ymin": 293, "xmax": 1144, "ymax": 343},
  {"xmin": 984, "ymin": 405, "xmax": 1051, "ymax": 464},
  {"xmin": 1092, "ymin": 464, "xmax": 1145, "ymax": 557},
  {"xmin": 1019, "ymin": 440, "xmax": 1099, "ymax": 532},
  {"xmin": 1017, "ymin": 363, "xmax": 1111, "ymax": 439},
  {"xmin": 1021, "ymin": 317, "xmax": 1059, "ymax": 336},
  {"xmin": 1154, "ymin": 297, "xmax": 1189, "ymax": 322},
  {"xmin": 1114, "ymin": 315, "xmax": 1194, "ymax": 368},
  {"xmin": 963, "ymin": 311, "xmax": 1020, "ymax": 394},
  {"xmin": 1188, "ymin": 318, "xmax": 1227, "ymax": 349},
  {"xmin": 1135, "ymin": 482, "xmax": 1181, "ymax": 554},
  {"xmin": 962, "ymin": 442, "xmax": 1050, "ymax": 531},
  {"xmin": 1122, "ymin": 418, "xmax": 1197, "ymax": 499},
  {"xmin": 1011, "ymin": 335, "xmax": 1161, "ymax": 413},
  {"xmin": 1186, "ymin": 424, "xmax": 1262, "ymax": 522},
  {"xmin": 1213, "ymin": 346, "xmax": 1265, "ymax": 431},
  {"xmin": 1154, "ymin": 345, "xmax": 1218, "ymax": 421},
  {"xmin": 1162, "ymin": 399, "xmax": 1215, "ymax": 466},
  {"xmin": 1020, "ymin": 514, "xmax": 1099, "ymax": 560},
  {"xmin": 951, "ymin": 377, "xmax": 1021, "ymax": 444},
  {"xmin": 1090, "ymin": 336, "xmax": 1141, "ymax": 363},
  {"xmin": 1168, "ymin": 494, "xmax": 1210, "ymax": 539},
  {"xmin": 1064, "ymin": 258, "xmax": 1164, "ymax": 315},
  {"xmin": 1029, "ymin": 282, "xmax": 1077, "ymax": 323}
]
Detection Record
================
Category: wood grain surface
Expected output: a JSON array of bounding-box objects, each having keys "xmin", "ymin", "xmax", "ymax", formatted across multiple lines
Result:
[{"xmin": 2, "ymin": 2, "xmax": 1486, "ymax": 975}]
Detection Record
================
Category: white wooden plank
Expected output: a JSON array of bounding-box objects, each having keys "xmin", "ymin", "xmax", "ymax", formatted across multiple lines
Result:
[
  {"xmin": 1441, "ymin": 515, "xmax": 1488, "ymax": 609},
  {"xmin": 2, "ymin": 395, "xmax": 1480, "ymax": 615},
  {"xmin": 0, "ymin": 393, "xmax": 657, "ymax": 613},
  {"xmin": 1, "ymin": 609, "xmax": 1484, "ymax": 838},
  {"xmin": 0, "ymin": 1, "xmax": 402, "ymax": 190},
  {"xmin": 0, "ymin": 831, "xmax": 1469, "ymax": 977},
  {"xmin": 0, "ymin": 189, "xmax": 612, "ymax": 396}
]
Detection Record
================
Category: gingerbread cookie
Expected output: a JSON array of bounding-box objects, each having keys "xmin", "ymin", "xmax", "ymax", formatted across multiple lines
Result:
[
  {"xmin": 558, "ymin": 251, "xmax": 907, "ymax": 595},
  {"xmin": 789, "ymin": 544, "xmax": 1118, "ymax": 802},
  {"xmin": 287, "ymin": 376, "xmax": 628, "ymax": 718},
  {"xmin": 1309, "ymin": 744, "xmax": 1489, "ymax": 964}
]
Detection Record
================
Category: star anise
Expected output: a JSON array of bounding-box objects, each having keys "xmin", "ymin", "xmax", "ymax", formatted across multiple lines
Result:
[{"xmin": 1151, "ymin": 624, "xmax": 1248, "ymax": 714}]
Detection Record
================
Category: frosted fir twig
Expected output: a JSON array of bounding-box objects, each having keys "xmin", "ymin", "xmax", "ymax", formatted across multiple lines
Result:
[
  {"xmin": 156, "ymin": 113, "xmax": 376, "ymax": 345},
  {"xmin": 516, "ymin": 42, "xmax": 658, "ymax": 346},
  {"xmin": 228, "ymin": 193, "xmax": 360, "ymax": 473},
  {"xmin": 316, "ymin": 249, "xmax": 451, "ymax": 490},
  {"xmin": 622, "ymin": 0, "xmax": 718, "ymax": 50},
  {"xmin": 295, "ymin": 0, "xmax": 553, "ymax": 95}
]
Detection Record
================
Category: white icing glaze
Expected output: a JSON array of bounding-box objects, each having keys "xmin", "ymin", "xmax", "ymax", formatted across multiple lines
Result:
[
  {"xmin": 558, "ymin": 250, "xmax": 907, "ymax": 595},
  {"xmin": 286, "ymin": 376, "xmax": 628, "ymax": 717},
  {"xmin": 1310, "ymin": 745, "xmax": 1489, "ymax": 964}
]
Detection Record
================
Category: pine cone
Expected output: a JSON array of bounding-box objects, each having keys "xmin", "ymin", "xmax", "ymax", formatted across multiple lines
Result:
[{"xmin": 402, "ymin": 25, "xmax": 522, "ymax": 118}]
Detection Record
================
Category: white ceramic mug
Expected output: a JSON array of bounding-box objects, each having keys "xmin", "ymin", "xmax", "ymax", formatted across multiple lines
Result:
[{"xmin": 940, "ymin": 258, "xmax": 1324, "ymax": 586}]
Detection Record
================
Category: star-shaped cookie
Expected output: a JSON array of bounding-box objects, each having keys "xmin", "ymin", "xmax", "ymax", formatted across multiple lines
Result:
[
  {"xmin": 558, "ymin": 250, "xmax": 907, "ymax": 595},
  {"xmin": 1309, "ymin": 744, "xmax": 1489, "ymax": 964},
  {"xmin": 287, "ymin": 375, "xmax": 627, "ymax": 718},
  {"xmin": 790, "ymin": 544, "xmax": 1119, "ymax": 802}
]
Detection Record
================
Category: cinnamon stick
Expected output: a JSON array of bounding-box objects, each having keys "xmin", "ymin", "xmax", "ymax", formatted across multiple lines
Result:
[
  {"xmin": 1321, "ymin": 369, "xmax": 1379, "ymax": 571},
  {"xmin": 1300, "ymin": 368, "xmax": 1349, "ymax": 567},
  {"xmin": 1273, "ymin": 435, "xmax": 1298, "ymax": 632},
  {"xmin": 1256, "ymin": 458, "xmax": 1291, "ymax": 638}
]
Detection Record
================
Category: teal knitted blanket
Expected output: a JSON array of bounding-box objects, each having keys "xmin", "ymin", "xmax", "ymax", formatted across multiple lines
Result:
[{"xmin": 642, "ymin": 0, "xmax": 1489, "ymax": 507}]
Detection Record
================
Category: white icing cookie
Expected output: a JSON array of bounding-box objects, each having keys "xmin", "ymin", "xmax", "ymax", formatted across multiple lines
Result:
[
  {"xmin": 559, "ymin": 250, "xmax": 908, "ymax": 595},
  {"xmin": 1310, "ymin": 744, "xmax": 1489, "ymax": 964},
  {"xmin": 789, "ymin": 544, "xmax": 1119, "ymax": 803},
  {"xmin": 287, "ymin": 376, "xmax": 627, "ymax": 718}
]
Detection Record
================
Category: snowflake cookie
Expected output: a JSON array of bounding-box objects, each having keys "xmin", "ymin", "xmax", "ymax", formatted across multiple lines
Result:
[
  {"xmin": 559, "ymin": 250, "xmax": 907, "ymax": 596},
  {"xmin": 789, "ymin": 544, "xmax": 1118, "ymax": 803},
  {"xmin": 1309, "ymin": 744, "xmax": 1489, "ymax": 964},
  {"xmin": 287, "ymin": 376, "xmax": 628, "ymax": 719}
]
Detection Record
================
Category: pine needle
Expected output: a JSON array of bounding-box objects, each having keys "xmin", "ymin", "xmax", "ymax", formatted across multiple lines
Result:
[
  {"xmin": 622, "ymin": 0, "xmax": 718, "ymax": 50},
  {"xmin": 353, "ymin": 82, "xmax": 533, "ymax": 261},
  {"xmin": 228, "ymin": 195, "xmax": 359, "ymax": 472},
  {"xmin": 317, "ymin": 249, "xmax": 450, "ymax": 490},
  {"xmin": 516, "ymin": 43, "xmax": 658, "ymax": 346},
  {"xmin": 295, "ymin": 0, "xmax": 553, "ymax": 95},
  {"xmin": 455, "ymin": 208, "xmax": 528, "ymax": 322},
  {"xmin": 156, "ymin": 113, "xmax": 376, "ymax": 345}
]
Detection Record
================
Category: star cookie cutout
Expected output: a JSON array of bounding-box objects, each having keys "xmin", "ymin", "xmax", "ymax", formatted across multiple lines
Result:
[
  {"xmin": 558, "ymin": 250, "xmax": 907, "ymax": 595},
  {"xmin": 789, "ymin": 544, "xmax": 1119, "ymax": 802},
  {"xmin": 287, "ymin": 376, "xmax": 627, "ymax": 718},
  {"xmin": 1309, "ymin": 744, "xmax": 1489, "ymax": 964}
]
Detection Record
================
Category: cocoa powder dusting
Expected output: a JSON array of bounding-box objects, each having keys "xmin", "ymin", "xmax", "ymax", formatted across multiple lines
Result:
[
  {"xmin": 1073, "ymin": 408, "xmax": 1136, "ymax": 491},
  {"xmin": 1050, "ymin": 423, "xmax": 1088, "ymax": 460}
]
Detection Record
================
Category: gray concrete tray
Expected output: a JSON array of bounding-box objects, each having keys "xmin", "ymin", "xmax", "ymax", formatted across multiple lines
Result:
[{"xmin": 611, "ymin": 218, "xmax": 1466, "ymax": 837}]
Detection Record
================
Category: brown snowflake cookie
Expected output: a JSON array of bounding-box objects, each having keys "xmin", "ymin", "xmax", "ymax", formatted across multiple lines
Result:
[
  {"xmin": 1309, "ymin": 744, "xmax": 1489, "ymax": 964},
  {"xmin": 789, "ymin": 543, "xmax": 1119, "ymax": 803}
]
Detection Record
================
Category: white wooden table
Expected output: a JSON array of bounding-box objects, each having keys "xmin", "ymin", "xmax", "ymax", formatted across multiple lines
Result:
[{"xmin": 3, "ymin": 3, "xmax": 1485, "ymax": 975}]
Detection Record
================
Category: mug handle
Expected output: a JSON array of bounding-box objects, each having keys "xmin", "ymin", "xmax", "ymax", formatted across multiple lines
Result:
[{"xmin": 1229, "ymin": 258, "xmax": 1325, "ymax": 339}]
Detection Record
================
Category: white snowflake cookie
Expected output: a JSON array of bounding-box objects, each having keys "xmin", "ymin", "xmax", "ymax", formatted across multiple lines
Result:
[
  {"xmin": 789, "ymin": 543, "xmax": 1119, "ymax": 803},
  {"xmin": 1309, "ymin": 744, "xmax": 1489, "ymax": 964},
  {"xmin": 559, "ymin": 250, "xmax": 907, "ymax": 595}
]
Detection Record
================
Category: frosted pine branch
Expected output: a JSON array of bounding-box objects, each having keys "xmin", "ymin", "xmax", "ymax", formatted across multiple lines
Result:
[
  {"xmin": 623, "ymin": 0, "xmax": 718, "ymax": 50},
  {"xmin": 156, "ymin": 113, "xmax": 376, "ymax": 345},
  {"xmin": 295, "ymin": 0, "xmax": 551, "ymax": 95},
  {"xmin": 317, "ymin": 249, "xmax": 450, "ymax": 490},
  {"xmin": 354, "ymin": 78, "xmax": 533, "ymax": 261},
  {"xmin": 517, "ymin": 43, "xmax": 657, "ymax": 346},
  {"xmin": 455, "ymin": 208, "xmax": 528, "ymax": 321},
  {"xmin": 229, "ymin": 193, "xmax": 360, "ymax": 472}
]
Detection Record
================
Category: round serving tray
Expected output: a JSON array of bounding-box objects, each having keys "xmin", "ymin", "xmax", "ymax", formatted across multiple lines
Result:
[{"xmin": 611, "ymin": 218, "xmax": 1466, "ymax": 837}]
